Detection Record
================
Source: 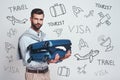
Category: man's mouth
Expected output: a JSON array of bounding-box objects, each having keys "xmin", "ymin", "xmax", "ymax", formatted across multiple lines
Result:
[{"xmin": 36, "ymin": 24, "xmax": 41, "ymax": 27}]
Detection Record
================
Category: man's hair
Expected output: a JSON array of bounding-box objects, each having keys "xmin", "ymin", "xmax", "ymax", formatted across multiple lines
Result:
[{"xmin": 31, "ymin": 8, "xmax": 44, "ymax": 17}]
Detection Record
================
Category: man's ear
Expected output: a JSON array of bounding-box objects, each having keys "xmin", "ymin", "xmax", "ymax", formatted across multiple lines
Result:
[{"xmin": 30, "ymin": 17, "xmax": 32, "ymax": 22}]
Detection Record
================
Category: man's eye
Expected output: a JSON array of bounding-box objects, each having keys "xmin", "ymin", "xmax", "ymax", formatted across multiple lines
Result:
[
  {"xmin": 34, "ymin": 18, "xmax": 38, "ymax": 20},
  {"xmin": 40, "ymin": 19, "xmax": 43, "ymax": 20}
]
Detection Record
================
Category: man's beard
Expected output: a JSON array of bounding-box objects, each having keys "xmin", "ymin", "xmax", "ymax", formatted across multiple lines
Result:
[{"xmin": 31, "ymin": 23, "xmax": 42, "ymax": 31}]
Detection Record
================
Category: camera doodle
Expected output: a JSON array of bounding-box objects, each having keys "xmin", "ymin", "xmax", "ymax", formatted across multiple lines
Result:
[
  {"xmin": 5, "ymin": 42, "xmax": 15, "ymax": 53},
  {"xmin": 74, "ymin": 49, "xmax": 99, "ymax": 63},
  {"xmin": 6, "ymin": 16, "xmax": 28, "ymax": 25},
  {"xmin": 72, "ymin": 6, "xmax": 84, "ymax": 17},
  {"xmin": 98, "ymin": 35, "xmax": 114, "ymax": 52},
  {"xmin": 57, "ymin": 66, "xmax": 70, "ymax": 77},
  {"xmin": 96, "ymin": 12, "xmax": 111, "ymax": 27},
  {"xmin": 77, "ymin": 64, "xmax": 87, "ymax": 74},
  {"xmin": 78, "ymin": 38, "xmax": 89, "ymax": 50},
  {"xmin": 7, "ymin": 28, "xmax": 17, "ymax": 38},
  {"xmin": 53, "ymin": 28, "xmax": 63, "ymax": 37},
  {"xmin": 49, "ymin": 3, "xmax": 66, "ymax": 17}
]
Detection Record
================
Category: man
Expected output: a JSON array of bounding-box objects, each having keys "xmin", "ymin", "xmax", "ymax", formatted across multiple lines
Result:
[{"xmin": 18, "ymin": 8, "xmax": 71, "ymax": 80}]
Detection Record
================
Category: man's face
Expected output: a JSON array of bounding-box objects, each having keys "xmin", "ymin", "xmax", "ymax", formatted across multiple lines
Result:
[{"xmin": 30, "ymin": 14, "xmax": 44, "ymax": 30}]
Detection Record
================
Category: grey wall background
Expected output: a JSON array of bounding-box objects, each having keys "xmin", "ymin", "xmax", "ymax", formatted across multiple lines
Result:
[{"xmin": 0, "ymin": 0, "xmax": 120, "ymax": 80}]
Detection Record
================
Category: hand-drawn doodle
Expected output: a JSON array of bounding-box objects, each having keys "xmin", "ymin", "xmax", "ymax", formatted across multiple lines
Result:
[
  {"xmin": 6, "ymin": 16, "xmax": 28, "ymax": 25},
  {"xmin": 57, "ymin": 66, "xmax": 70, "ymax": 77},
  {"xmin": 72, "ymin": 6, "xmax": 84, "ymax": 17},
  {"xmin": 53, "ymin": 28, "xmax": 63, "ymax": 37},
  {"xmin": 84, "ymin": 10, "xmax": 94, "ymax": 18},
  {"xmin": 6, "ymin": 55, "xmax": 14, "ymax": 63},
  {"xmin": 7, "ymin": 28, "xmax": 17, "ymax": 38},
  {"xmin": 48, "ymin": 20, "xmax": 64, "ymax": 26},
  {"xmin": 4, "ymin": 65, "xmax": 20, "ymax": 73},
  {"xmin": 98, "ymin": 35, "xmax": 114, "ymax": 52},
  {"xmin": 78, "ymin": 38, "xmax": 89, "ymax": 50},
  {"xmin": 96, "ymin": 3, "xmax": 112, "ymax": 10},
  {"xmin": 68, "ymin": 25, "xmax": 91, "ymax": 34},
  {"xmin": 74, "ymin": 49, "xmax": 99, "ymax": 63},
  {"xmin": 95, "ymin": 69, "xmax": 108, "ymax": 76},
  {"xmin": 5, "ymin": 42, "xmax": 15, "ymax": 53},
  {"xmin": 49, "ymin": 3, "xmax": 66, "ymax": 17},
  {"xmin": 98, "ymin": 59, "xmax": 115, "ymax": 66},
  {"xmin": 96, "ymin": 12, "xmax": 111, "ymax": 27},
  {"xmin": 8, "ymin": 4, "xmax": 28, "ymax": 13},
  {"xmin": 77, "ymin": 64, "xmax": 87, "ymax": 74}
]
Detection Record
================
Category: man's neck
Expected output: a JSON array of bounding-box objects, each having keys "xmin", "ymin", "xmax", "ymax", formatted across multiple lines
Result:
[{"xmin": 31, "ymin": 26, "xmax": 40, "ymax": 33}]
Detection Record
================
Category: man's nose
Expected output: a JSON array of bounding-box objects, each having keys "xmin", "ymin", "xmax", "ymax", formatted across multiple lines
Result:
[{"xmin": 37, "ymin": 20, "xmax": 41, "ymax": 23}]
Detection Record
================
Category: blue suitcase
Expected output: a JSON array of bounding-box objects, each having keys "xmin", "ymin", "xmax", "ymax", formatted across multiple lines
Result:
[{"xmin": 27, "ymin": 39, "xmax": 72, "ymax": 63}]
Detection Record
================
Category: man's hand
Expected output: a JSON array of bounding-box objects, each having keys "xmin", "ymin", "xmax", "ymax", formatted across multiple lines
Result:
[
  {"xmin": 48, "ymin": 53, "xmax": 60, "ymax": 63},
  {"xmin": 60, "ymin": 50, "xmax": 71, "ymax": 60},
  {"xmin": 48, "ymin": 50, "xmax": 71, "ymax": 63}
]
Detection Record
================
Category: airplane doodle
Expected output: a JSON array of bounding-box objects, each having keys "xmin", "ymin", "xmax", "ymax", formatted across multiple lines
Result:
[
  {"xmin": 77, "ymin": 64, "xmax": 87, "ymax": 74},
  {"xmin": 96, "ymin": 12, "xmax": 111, "ymax": 27},
  {"xmin": 74, "ymin": 49, "xmax": 99, "ymax": 63},
  {"xmin": 6, "ymin": 16, "xmax": 28, "ymax": 25}
]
